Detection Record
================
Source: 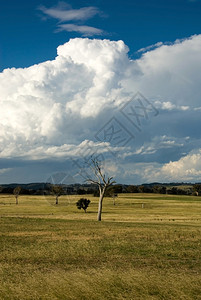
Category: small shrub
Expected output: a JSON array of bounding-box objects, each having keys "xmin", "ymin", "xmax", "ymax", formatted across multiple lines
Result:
[{"xmin": 76, "ymin": 198, "xmax": 91, "ymax": 213}]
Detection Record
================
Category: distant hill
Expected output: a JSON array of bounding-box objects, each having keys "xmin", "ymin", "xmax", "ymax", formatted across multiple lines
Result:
[
  {"xmin": 0, "ymin": 182, "xmax": 199, "ymax": 196},
  {"xmin": 0, "ymin": 183, "xmax": 47, "ymax": 190}
]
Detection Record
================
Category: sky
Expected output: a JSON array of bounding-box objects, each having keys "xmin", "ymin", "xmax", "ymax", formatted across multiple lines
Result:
[{"xmin": 0, "ymin": 0, "xmax": 201, "ymax": 184}]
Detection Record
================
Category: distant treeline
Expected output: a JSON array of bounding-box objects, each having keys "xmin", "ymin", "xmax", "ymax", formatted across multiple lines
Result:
[
  {"xmin": 103, "ymin": 184, "xmax": 196, "ymax": 196},
  {"xmin": 0, "ymin": 182, "xmax": 201, "ymax": 196},
  {"xmin": 0, "ymin": 183, "xmax": 97, "ymax": 196}
]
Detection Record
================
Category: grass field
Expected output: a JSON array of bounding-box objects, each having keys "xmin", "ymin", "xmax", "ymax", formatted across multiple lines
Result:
[{"xmin": 0, "ymin": 193, "xmax": 201, "ymax": 300}]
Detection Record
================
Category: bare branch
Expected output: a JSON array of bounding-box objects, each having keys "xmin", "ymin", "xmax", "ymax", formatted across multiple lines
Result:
[
  {"xmin": 91, "ymin": 158, "xmax": 107, "ymax": 184},
  {"xmin": 86, "ymin": 178, "xmax": 100, "ymax": 186}
]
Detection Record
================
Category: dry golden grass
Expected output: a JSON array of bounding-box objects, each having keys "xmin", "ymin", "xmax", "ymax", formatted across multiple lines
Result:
[{"xmin": 0, "ymin": 193, "xmax": 201, "ymax": 299}]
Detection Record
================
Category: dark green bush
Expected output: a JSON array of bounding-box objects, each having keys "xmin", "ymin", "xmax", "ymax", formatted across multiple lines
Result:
[{"xmin": 76, "ymin": 198, "xmax": 91, "ymax": 213}]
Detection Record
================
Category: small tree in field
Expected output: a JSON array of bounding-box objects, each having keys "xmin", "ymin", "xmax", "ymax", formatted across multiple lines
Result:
[
  {"xmin": 193, "ymin": 184, "xmax": 201, "ymax": 196},
  {"xmin": 13, "ymin": 186, "xmax": 21, "ymax": 205},
  {"xmin": 51, "ymin": 185, "xmax": 64, "ymax": 205},
  {"xmin": 76, "ymin": 198, "xmax": 91, "ymax": 213},
  {"xmin": 87, "ymin": 159, "xmax": 115, "ymax": 221}
]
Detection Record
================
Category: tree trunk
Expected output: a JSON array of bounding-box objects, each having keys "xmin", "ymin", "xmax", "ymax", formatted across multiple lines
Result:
[
  {"xmin": 55, "ymin": 196, "xmax": 58, "ymax": 205},
  {"xmin": 97, "ymin": 187, "xmax": 105, "ymax": 221},
  {"xmin": 16, "ymin": 196, "xmax": 18, "ymax": 205}
]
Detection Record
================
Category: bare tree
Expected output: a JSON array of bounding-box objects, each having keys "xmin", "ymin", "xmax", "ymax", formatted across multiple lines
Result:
[
  {"xmin": 112, "ymin": 193, "xmax": 118, "ymax": 206},
  {"xmin": 87, "ymin": 159, "xmax": 115, "ymax": 221},
  {"xmin": 51, "ymin": 185, "xmax": 64, "ymax": 205},
  {"xmin": 13, "ymin": 186, "xmax": 21, "ymax": 205}
]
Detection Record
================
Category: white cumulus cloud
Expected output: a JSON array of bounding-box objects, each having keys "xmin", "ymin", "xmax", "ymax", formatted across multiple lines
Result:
[
  {"xmin": 123, "ymin": 35, "xmax": 201, "ymax": 108},
  {"xmin": 161, "ymin": 150, "xmax": 201, "ymax": 181},
  {"xmin": 125, "ymin": 150, "xmax": 201, "ymax": 183},
  {"xmin": 0, "ymin": 35, "xmax": 201, "ymax": 183}
]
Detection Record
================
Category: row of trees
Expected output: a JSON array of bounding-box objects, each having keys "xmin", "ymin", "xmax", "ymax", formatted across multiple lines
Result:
[
  {"xmin": 2, "ymin": 182, "xmax": 201, "ymax": 197},
  {"xmin": 3, "ymin": 183, "xmax": 200, "ymax": 197},
  {"xmin": 126, "ymin": 184, "xmax": 201, "ymax": 195},
  {"xmin": 6, "ymin": 159, "xmax": 113, "ymax": 221},
  {"xmin": 12, "ymin": 183, "xmax": 199, "ymax": 207},
  {"xmin": 2, "ymin": 159, "xmax": 201, "ymax": 221}
]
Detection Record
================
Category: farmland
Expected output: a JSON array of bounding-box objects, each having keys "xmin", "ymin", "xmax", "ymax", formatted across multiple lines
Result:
[{"xmin": 0, "ymin": 193, "xmax": 201, "ymax": 299}]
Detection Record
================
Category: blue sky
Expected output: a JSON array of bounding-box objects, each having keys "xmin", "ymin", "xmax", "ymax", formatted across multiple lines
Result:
[
  {"xmin": 0, "ymin": 0, "xmax": 201, "ymax": 184},
  {"xmin": 1, "ymin": 0, "xmax": 201, "ymax": 70}
]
